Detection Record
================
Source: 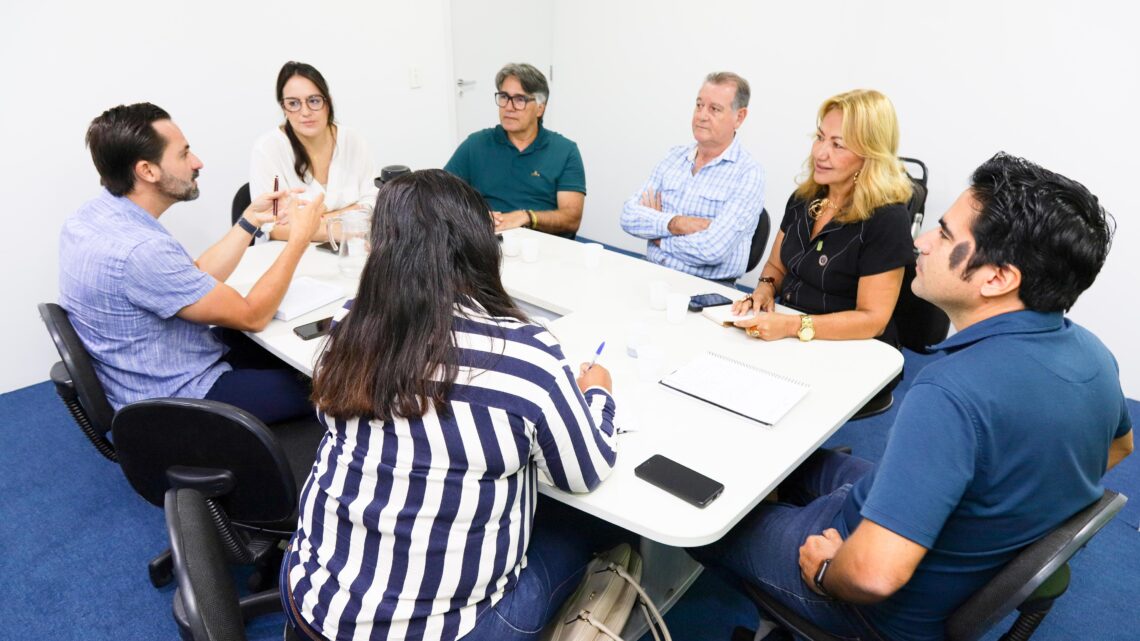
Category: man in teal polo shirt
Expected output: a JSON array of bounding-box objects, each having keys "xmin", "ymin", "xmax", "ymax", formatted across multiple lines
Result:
[{"xmin": 444, "ymin": 63, "xmax": 585, "ymax": 239}]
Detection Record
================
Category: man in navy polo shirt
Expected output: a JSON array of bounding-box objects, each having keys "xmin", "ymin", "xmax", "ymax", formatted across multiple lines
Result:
[
  {"xmin": 444, "ymin": 63, "xmax": 585, "ymax": 239},
  {"xmin": 59, "ymin": 103, "xmax": 325, "ymax": 424},
  {"xmin": 693, "ymin": 153, "xmax": 1132, "ymax": 641}
]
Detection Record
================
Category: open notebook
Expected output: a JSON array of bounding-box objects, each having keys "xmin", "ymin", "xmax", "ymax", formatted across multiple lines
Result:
[
  {"xmin": 659, "ymin": 351, "xmax": 810, "ymax": 426},
  {"xmin": 274, "ymin": 277, "xmax": 344, "ymax": 321}
]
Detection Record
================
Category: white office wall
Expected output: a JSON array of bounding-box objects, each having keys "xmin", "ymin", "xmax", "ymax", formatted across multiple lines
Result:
[
  {"xmin": 4, "ymin": 1, "xmax": 1138, "ymax": 398},
  {"xmin": 551, "ymin": 0, "xmax": 1140, "ymax": 396},
  {"xmin": 0, "ymin": 0, "xmax": 457, "ymax": 393}
]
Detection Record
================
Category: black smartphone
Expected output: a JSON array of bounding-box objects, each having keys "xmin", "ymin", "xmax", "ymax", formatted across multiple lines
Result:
[
  {"xmin": 293, "ymin": 316, "xmax": 333, "ymax": 340},
  {"xmin": 634, "ymin": 455, "xmax": 724, "ymax": 508},
  {"xmin": 315, "ymin": 241, "xmax": 336, "ymax": 254},
  {"xmin": 688, "ymin": 293, "xmax": 734, "ymax": 312}
]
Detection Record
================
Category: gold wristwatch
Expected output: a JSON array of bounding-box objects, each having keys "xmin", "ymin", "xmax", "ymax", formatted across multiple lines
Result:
[{"xmin": 798, "ymin": 314, "xmax": 815, "ymax": 342}]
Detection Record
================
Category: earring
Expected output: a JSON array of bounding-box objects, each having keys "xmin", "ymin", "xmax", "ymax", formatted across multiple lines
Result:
[{"xmin": 853, "ymin": 171, "xmax": 860, "ymax": 185}]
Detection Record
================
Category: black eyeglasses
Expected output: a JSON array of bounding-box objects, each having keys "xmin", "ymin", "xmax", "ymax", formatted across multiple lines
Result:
[
  {"xmin": 494, "ymin": 92, "xmax": 537, "ymax": 109},
  {"xmin": 281, "ymin": 95, "xmax": 327, "ymax": 112}
]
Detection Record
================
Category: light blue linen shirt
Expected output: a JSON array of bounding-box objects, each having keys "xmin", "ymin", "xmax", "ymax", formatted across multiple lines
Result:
[
  {"xmin": 620, "ymin": 137, "xmax": 765, "ymax": 280},
  {"xmin": 58, "ymin": 189, "xmax": 229, "ymax": 409}
]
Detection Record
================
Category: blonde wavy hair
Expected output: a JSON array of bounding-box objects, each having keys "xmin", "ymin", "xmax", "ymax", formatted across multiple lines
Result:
[{"xmin": 794, "ymin": 89, "xmax": 912, "ymax": 223}]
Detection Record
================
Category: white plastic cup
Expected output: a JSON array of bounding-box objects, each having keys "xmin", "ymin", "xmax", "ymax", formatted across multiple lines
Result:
[
  {"xmin": 583, "ymin": 242, "xmax": 603, "ymax": 268},
  {"xmin": 521, "ymin": 238, "xmax": 540, "ymax": 263},
  {"xmin": 648, "ymin": 280, "xmax": 669, "ymax": 310},
  {"xmin": 637, "ymin": 344, "xmax": 665, "ymax": 382},
  {"xmin": 626, "ymin": 320, "xmax": 650, "ymax": 358},
  {"xmin": 501, "ymin": 235, "xmax": 521, "ymax": 257},
  {"xmin": 666, "ymin": 293, "xmax": 689, "ymax": 324}
]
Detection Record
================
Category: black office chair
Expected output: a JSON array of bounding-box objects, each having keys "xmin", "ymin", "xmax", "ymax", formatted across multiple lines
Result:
[
  {"xmin": 849, "ymin": 157, "xmax": 947, "ymax": 420},
  {"xmin": 231, "ymin": 183, "xmax": 252, "ymax": 226},
  {"xmin": 231, "ymin": 183, "xmax": 256, "ymax": 246},
  {"xmin": 166, "ymin": 487, "xmax": 272, "ymax": 641},
  {"xmin": 38, "ymin": 303, "xmax": 118, "ymax": 462},
  {"xmin": 745, "ymin": 208, "xmax": 772, "ymax": 273},
  {"xmin": 115, "ymin": 399, "xmax": 323, "ymax": 636},
  {"xmin": 734, "ymin": 489, "xmax": 1127, "ymax": 641}
]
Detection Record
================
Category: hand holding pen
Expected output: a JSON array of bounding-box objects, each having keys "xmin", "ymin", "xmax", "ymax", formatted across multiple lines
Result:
[{"xmin": 576, "ymin": 341, "xmax": 612, "ymax": 393}]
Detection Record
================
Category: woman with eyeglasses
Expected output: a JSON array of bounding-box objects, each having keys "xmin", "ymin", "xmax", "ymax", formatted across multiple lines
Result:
[
  {"xmin": 250, "ymin": 61, "xmax": 378, "ymax": 241},
  {"xmin": 281, "ymin": 169, "xmax": 625, "ymax": 641}
]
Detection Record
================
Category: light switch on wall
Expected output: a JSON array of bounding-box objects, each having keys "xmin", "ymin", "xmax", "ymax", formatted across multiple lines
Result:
[{"xmin": 409, "ymin": 65, "xmax": 423, "ymax": 89}]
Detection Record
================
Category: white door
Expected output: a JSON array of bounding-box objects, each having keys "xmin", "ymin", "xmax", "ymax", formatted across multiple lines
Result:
[{"xmin": 450, "ymin": 0, "xmax": 554, "ymax": 143}]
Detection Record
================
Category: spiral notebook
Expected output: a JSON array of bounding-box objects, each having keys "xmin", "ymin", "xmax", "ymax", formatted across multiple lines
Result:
[{"xmin": 659, "ymin": 351, "xmax": 810, "ymax": 426}]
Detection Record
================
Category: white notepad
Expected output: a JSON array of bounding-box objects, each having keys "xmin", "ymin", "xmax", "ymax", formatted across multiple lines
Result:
[
  {"xmin": 701, "ymin": 305, "xmax": 755, "ymax": 327},
  {"xmin": 274, "ymin": 277, "xmax": 344, "ymax": 321},
  {"xmin": 659, "ymin": 351, "xmax": 809, "ymax": 426}
]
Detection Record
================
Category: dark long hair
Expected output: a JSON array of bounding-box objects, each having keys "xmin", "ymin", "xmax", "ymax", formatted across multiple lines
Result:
[
  {"xmin": 275, "ymin": 61, "xmax": 335, "ymax": 181},
  {"xmin": 312, "ymin": 169, "xmax": 526, "ymax": 420}
]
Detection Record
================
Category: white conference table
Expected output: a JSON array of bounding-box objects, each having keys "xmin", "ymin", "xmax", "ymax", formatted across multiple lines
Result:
[{"xmin": 228, "ymin": 228, "xmax": 902, "ymax": 633}]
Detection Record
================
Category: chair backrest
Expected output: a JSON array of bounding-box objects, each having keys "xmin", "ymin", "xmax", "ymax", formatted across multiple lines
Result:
[
  {"xmin": 37, "ymin": 303, "xmax": 117, "ymax": 445},
  {"xmin": 946, "ymin": 489, "xmax": 1127, "ymax": 641},
  {"xmin": 890, "ymin": 156, "xmax": 950, "ymax": 351},
  {"xmin": 165, "ymin": 488, "xmax": 248, "ymax": 641},
  {"xmin": 113, "ymin": 398, "xmax": 298, "ymax": 525},
  {"xmin": 746, "ymin": 208, "xmax": 771, "ymax": 273},
  {"xmin": 231, "ymin": 183, "xmax": 252, "ymax": 226}
]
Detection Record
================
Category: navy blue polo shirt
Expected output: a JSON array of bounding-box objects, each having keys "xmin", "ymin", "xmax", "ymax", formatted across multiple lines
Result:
[
  {"xmin": 841, "ymin": 310, "xmax": 1131, "ymax": 641},
  {"xmin": 444, "ymin": 125, "xmax": 585, "ymax": 238}
]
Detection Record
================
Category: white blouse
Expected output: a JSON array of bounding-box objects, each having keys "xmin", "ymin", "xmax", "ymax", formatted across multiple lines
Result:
[{"xmin": 249, "ymin": 124, "xmax": 380, "ymax": 233}]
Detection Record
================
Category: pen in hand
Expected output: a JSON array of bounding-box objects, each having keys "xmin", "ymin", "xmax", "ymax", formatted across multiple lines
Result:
[
  {"xmin": 272, "ymin": 175, "xmax": 279, "ymax": 219},
  {"xmin": 587, "ymin": 341, "xmax": 606, "ymax": 371}
]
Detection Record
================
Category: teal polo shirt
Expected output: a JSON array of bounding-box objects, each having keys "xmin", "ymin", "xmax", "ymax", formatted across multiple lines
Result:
[{"xmin": 445, "ymin": 125, "xmax": 585, "ymax": 238}]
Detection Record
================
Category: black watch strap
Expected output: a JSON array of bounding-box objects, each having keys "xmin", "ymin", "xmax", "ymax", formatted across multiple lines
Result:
[
  {"xmin": 814, "ymin": 558, "xmax": 833, "ymax": 597},
  {"xmin": 236, "ymin": 217, "xmax": 264, "ymax": 238}
]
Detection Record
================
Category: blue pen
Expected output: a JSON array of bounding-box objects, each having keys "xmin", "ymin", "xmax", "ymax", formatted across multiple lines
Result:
[{"xmin": 587, "ymin": 341, "xmax": 606, "ymax": 370}]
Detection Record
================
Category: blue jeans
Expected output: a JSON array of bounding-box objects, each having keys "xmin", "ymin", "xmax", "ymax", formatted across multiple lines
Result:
[
  {"xmin": 690, "ymin": 450, "xmax": 890, "ymax": 641},
  {"xmin": 204, "ymin": 328, "xmax": 314, "ymax": 425},
  {"xmin": 461, "ymin": 496, "xmax": 634, "ymax": 640},
  {"xmin": 283, "ymin": 496, "xmax": 633, "ymax": 641}
]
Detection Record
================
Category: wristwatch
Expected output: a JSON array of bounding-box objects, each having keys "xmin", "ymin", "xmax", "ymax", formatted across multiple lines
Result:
[
  {"xmin": 814, "ymin": 558, "xmax": 833, "ymax": 597},
  {"xmin": 798, "ymin": 314, "xmax": 815, "ymax": 342},
  {"xmin": 236, "ymin": 217, "xmax": 264, "ymax": 238}
]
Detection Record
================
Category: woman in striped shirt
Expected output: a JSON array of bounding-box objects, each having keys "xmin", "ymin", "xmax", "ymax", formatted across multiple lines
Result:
[{"xmin": 282, "ymin": 169, "xmax": 623, "ymax": 641}]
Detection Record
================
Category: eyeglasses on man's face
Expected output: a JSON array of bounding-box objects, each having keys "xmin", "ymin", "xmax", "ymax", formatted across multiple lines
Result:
[
  {"xmin": 281, "ymin": 95, "xmax": 327, "ymax": 112},
  {"xmin": 494, "ymin": 92, "xmax": 538, "ymax": 110}
]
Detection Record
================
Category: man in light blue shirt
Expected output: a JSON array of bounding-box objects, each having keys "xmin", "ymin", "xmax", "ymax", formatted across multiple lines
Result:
[
  {"xmin": 621, "ymin": 72, "xmax": 765, "ymax": 283},
  {"xmin": 59, "ymin": 103, "xmax": 324, "ymax": 424}
]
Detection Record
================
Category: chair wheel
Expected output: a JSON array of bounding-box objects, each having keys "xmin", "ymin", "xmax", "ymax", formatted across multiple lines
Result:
[
  {"xmin": 149, "ymin": 550, "xmax": 174, "ymax": 587},
  {"xmin": 149, "ymin": 564, "xmax": 173, "ymax": 587}
]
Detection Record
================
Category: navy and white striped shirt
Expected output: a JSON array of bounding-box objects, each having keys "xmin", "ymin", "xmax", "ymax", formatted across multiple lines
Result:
[{"xmin": 285, "ymin": 303, "xmax": 618, "ymax": 641}]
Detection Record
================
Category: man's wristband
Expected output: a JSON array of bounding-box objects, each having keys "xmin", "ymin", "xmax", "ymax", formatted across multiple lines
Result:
[
  {"xmin": 236, "ymin": 217, "xmax": 264, "ymax": 238},
  {"xmin": 526, "ymin": 209, "xmax": 539, "ymax": 229}
]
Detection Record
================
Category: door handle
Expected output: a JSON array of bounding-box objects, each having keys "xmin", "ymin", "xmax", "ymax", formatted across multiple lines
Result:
[{"xmin": 456, "ymin": 79, "xmax": 478, "ymax": 87}]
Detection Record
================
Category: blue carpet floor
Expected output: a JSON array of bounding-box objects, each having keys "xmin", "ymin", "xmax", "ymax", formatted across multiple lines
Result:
[{"xmin": 2, "ymin": 349, "xmax": 1138, "ymax": 640}]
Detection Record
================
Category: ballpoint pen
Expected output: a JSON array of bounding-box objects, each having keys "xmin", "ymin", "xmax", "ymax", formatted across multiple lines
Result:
[
  {"xmin": 272, "ymin": 175, "xmax": 279, "ymax": 219},
  {"xmin": 587, "ymin": 341, "xmax": 606, "ymax": 370}
]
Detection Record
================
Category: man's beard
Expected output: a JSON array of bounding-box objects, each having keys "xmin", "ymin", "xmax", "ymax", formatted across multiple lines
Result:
[{"xmin": 158, "ymin": 170, "xmax": 200, "ymax": 202}]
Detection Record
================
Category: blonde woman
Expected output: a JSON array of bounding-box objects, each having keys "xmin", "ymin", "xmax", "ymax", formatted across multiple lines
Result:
[{"xmin": 733, "ymin": 89, "xmax": 914, "ymax": 346}]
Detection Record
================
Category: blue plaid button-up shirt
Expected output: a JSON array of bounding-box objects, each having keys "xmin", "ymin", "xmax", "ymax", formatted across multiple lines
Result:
[{"xmin": 620, "ymin": 137, "xmax": 765, "ymax": 280}]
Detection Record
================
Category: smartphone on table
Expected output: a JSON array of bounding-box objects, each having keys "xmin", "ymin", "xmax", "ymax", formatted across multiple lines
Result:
[
  {"xmin": 634, "ymin": 454, "xmax": 724, "ymax": 508},
  {"xmin": 688, "ymin": 293, "xmax": 734, "ymax": 312},
  {"xmin": 293, "ymin": 316, "xmax": 333, "ymax": 340}
]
